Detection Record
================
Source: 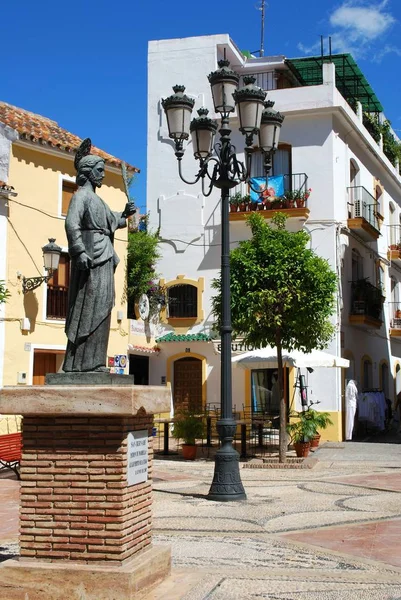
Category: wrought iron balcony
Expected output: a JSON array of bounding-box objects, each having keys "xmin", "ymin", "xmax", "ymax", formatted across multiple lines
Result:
[
  {"xmin": 347, "ymin": 186, "xmax": 380, "ymax": 241},
  {"xmin": 389, "ymin": 302, "xmax": 401, "ymax": 336},
  {"xmin": 349, "ymin": 279, "xmax": 384, "ymax": 327}
]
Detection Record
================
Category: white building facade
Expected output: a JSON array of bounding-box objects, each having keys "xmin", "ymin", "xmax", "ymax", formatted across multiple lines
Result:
[{"xmin": 140, "ymin": 34, "xmax": 401, "ymax": 441}]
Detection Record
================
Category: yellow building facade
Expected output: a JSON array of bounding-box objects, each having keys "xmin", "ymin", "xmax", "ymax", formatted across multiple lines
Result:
[{"xmin": 0, "ymin": 103, "xmax": 138, "ymax": 432}]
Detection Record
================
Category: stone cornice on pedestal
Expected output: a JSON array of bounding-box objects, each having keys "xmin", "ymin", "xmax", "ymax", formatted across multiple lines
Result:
[{"xmin": 0, "ymin": 385, "xmax": 171, "ymax": 416}]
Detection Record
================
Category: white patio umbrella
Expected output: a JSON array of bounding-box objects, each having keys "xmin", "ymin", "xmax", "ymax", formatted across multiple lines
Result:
[{"xmin": 232, "ymin": 345, "xmax": 349, "ymax": 370}]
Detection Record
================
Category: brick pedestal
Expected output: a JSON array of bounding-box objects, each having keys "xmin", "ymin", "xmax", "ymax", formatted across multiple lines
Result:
[{"xmin": 0, "ymin": 385, "xmax": 171, "ymax": 599}]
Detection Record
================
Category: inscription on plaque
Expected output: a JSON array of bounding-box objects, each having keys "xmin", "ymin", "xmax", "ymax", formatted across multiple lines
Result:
[{"xmin": 127, "ymin": 430, "xmax": 148, "ymax": 486}]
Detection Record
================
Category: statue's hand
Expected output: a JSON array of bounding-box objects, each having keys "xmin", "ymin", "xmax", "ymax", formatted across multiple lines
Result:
[
  {"xmin": 122, "ymin": 202, "xmax": 136, "ymax": 218},
  {"xmin": 76, "ymin": 252, "xmax": 92, "ymax": 270}
]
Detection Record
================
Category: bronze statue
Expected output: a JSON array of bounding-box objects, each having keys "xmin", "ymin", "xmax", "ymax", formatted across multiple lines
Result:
[{"xmin": 63, "ymin": 139, "xmax": 136, "ymax": 372}]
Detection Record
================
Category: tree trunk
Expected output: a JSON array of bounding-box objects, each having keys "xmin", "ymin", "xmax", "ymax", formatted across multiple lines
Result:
[{"xmin": 276, "ymin": 330, "xmax": 287, "ymax": 464}]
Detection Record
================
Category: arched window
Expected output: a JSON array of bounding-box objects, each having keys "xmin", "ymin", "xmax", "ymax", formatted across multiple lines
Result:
[
  {"xmin": 380, "ymin": 362, "xmax": 389, "ymax": 398},
  {"xmin": 376, "ymin": 262, "xmax": 385, "ymax": 295},
  {"xmin": 362, "ymin": 356, "xmax": 373, "ymax": 391},
  {"xmin": 375, "ymin": 184, "xmax": 383, "ymax": 217},
  {"xmin": 351, "ymin": 249, "xmax": 363, "ymax": 281},
  {"xmin": 350, "ymin": 159, "xmax": 360, "ymax": 187},
  {"xmin": 168, "ymin": 284, "xmax": 197, "ymax": 318},
  {"xmin": 348, "ymin": 160, "xmax": 360, "ymax": 218},
  {"xmin": 389, "ymin": 202, "xmax": 397, "ymax": 247}
]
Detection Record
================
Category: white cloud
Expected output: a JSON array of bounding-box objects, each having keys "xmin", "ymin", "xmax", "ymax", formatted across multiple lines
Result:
[
  {"xmin": 330, "ymin": 1, "xmax": 395, "ymax": 41},
  {"xmin": 299, "ymin": 1, "xmax": 399, "ymax": 61}
]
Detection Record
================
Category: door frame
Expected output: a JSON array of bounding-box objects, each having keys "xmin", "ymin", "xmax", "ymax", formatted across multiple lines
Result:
[
  {"xmin": 29, "ymin": 344, "xmax": 66, "ymax": 385},
  {"xmin": 167, "ymin": 352, "xmax": 207, "ymax": 410}
]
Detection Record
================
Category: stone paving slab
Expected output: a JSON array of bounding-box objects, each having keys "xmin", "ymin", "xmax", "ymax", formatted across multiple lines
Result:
[
  {"xmin": 331, "ymin": 473, "xmax": 401, "ymax": 493},
  {"xmin": 283, "ymin": 518, "xmax": 401, "ymax": 569}
]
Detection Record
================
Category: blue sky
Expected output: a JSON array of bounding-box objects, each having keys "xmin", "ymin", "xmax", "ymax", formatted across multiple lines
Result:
[{"xmin": 1, "ymin": 0, "xmax": 401, "ymax": 212}]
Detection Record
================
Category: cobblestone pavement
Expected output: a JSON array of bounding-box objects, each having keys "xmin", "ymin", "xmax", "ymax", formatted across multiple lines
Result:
[
  {"xmin": 143, "ymin": 441, "xmax": 401, "ymax": 599},
  {"xmin": 1, "ymin": 442, "xmax": 401, "ymax": 598}
]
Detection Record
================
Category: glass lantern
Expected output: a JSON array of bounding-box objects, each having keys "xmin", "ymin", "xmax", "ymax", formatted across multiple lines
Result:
[
  {"xmin": 161, "ymin": 85, "xmax": 195, "ymax": 141},
  {"xmin": 259, "ymin": 100, "xmax": 284, "ymax": 153},
  {"xmin": 208, "ymin": 59, "xmax": 239, "ymax": 114},
  {"xmin": 190, "ymin": 108, "xmax": 218, "ymax": 160},
  {"xmin": 42, "ymin": 238, "xmax": 62, "ymax": 272}
]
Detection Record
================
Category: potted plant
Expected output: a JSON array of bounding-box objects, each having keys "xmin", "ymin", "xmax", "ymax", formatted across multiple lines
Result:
[
  {"xmin": 283, "ymin": 189, "xmax": 297, "ymax": 209},
  {"xmin": 239, "ymin": 194, "xmax": 250, "ymax": 212},
  {"xmin": 172, "ymin": 409, "xmax": 206, "ymax": 460},
  {"xmin": 302, "ymin": 407, "xmax": 333, "ymax": 449},
  {"xmin": 229, "ymin": 192, "xmax": 241, "ymax": 213},
  {"xmin": 286, "ymin": 415, "xmax": 316, "ymax": 458},
  {"xmin": 295, "ymin": 188, "xmax": 311, "ymax": 208}
]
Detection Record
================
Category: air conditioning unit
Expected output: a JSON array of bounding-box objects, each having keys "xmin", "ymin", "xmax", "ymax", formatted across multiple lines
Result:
[{"xmin": 354, "ymin": 199, "xmax": 362, "ymax": 218}]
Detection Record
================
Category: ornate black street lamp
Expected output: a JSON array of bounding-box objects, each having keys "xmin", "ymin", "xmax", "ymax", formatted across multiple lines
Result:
[
  {"xmin": 22, "ymin": 238, "xmax": 62, "ymax": 294},
  {"xmin": 162, "ymin": 58, "xmax": 284, "ymax": 501}
]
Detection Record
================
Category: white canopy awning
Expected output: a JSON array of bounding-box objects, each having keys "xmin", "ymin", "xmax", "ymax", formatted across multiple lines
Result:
[{"xmin": 232, "ymin": 345, "xmax": 349, "ymax": 370}]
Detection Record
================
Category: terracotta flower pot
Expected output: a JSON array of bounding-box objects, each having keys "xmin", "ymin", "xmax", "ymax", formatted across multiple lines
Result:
[
  {"xmin": 257, "ymin": 203, "xmax": 265, "ymax": 210},
  {"xmin": 239, "ymin": 202, "xmax": 247, "ymax": 212},
  {"xmin": 230, "ymin": 205, "xmax": 238, "ymax": 213},
  {"xmin": 296, "ymin": 199, "xmax": 305, "ymax": 208},
  {"xmin": 250, "ymin": 203, "xmax": 258, "ymax": 211},
  {"xmin": 182, "ymin": 444, "xmax": 197, "ymax": 460},
  {"xmin": 293, "ymin": 441, "xmax": 311, "ymax": 458},
  {"xmin": 310, "ymin": 433, "xmax": 321, "ymax": 449}
]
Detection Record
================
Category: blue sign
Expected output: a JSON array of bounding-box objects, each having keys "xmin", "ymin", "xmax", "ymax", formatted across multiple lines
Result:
[{"xmin": 250, "ymin": 175, "xmax": 285, "ymax": 203}]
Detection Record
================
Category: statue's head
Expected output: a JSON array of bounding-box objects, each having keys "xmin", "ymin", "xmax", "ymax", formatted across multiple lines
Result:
[{"xmin": 74, "ymin": 138, "xmax": 105, "ymax": 188}]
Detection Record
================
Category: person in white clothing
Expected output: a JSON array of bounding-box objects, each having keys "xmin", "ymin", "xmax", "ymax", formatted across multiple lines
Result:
[{"xmin": 345, "ymin": 380, "xmax": 358, "ymax": 440}]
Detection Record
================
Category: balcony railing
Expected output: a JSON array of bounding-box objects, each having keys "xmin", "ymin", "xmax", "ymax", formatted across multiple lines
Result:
[
  {"xmin": 388, "ymin": 225, "xmax": 401, "ymax": 249},
  {"xmin": 347, "ymin": 186, "xmax": 379, "ymax": 231},
  {"xmin": 231, "ymin": 173, "xmax": 309, "ymax": 207},
  {"xmin": 46, "ymin": 285, "xmax": 68, "ymax": 320},
  {"xmin": 238, "ymin": 71, "xmax": 297, "ymax": 91},
  {"xmin": 388, "ymin": 302, "xmax": 401, "ymax": 329},
  {"xmin": 350, "ymin": 280, "xmax": 384, "ymax": 321}
]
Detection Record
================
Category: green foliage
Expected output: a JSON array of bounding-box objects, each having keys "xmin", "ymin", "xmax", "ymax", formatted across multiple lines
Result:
[
  {"xmin": 363, "ymin": 114, "xmax": 401, "ymax": 172},
  {"xmin": 287, "ymin": 407, "xmax": 333, "ymax": 443},
  {"xmin": 286, "ymin": 417, "xmax": 316, "ymax": 443},
  {"xmin": 363, "ymin": 112, "xmax": 381, "ymax": 144},
  {"xmin": 126, "ymin": 224, "xmax": 161, "ymax": 317},
  {"xmin": 211, "ymin": 212, "xmax": 337, "ymax": 353},
  {"xmin": 381, "ymin": 120, "xmax": 401, "ymax": 169},
  {"xmin": 172, "ymin": 411, "xmax": 206, "ymax": 445},
  {"xmin": 0, "ymin": 281, "xmax": 10, "ymax": 304},
  {"xmin": 230, "ymin": 192, "xmax": 250, "ymax": 207}
]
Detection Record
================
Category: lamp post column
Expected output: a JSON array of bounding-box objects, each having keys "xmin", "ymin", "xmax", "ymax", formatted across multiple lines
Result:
[{"xmin": 207, "ymin": 124, "xmax": 246, "ymax": 501}]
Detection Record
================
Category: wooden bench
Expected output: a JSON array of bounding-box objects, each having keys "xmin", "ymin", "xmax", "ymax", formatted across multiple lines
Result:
[{"xmin": 0, "ymin": 433, "xmax": 21, "ymax": 479}]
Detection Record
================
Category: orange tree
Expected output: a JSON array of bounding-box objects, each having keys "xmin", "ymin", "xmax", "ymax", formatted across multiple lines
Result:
[{"xmin": 211, "ymin": 212, "xmax": 337, "ymax": 462}]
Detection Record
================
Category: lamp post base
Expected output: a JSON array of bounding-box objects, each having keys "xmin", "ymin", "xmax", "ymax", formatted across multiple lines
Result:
[{"xmin": 207, "ymin": 418, "xmax": 247, "ymax": 502}]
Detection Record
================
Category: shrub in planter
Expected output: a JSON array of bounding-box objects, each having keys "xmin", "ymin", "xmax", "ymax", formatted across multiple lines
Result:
[
  {"xmin": 286, "ymin": 417, "xmax": 316, "ymax": 457},
  {"xmin": 172, "ymin": 410, "xmax": 206, "ymax": 460}
]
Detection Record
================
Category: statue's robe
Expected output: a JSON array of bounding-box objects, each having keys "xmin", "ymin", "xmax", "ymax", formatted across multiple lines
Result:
[{"xmin": 63, "ymin": 187, "xmax": 126, "ymax": 372}]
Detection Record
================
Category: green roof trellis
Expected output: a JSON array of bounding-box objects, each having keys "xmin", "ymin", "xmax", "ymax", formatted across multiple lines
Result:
[
  {"xmin": 155, "ymin": 333, "xmax": 211, "ymax": 343},
  {"xmin": 286, "ymin": 54, "xmax": 383, "ymax": 113}
]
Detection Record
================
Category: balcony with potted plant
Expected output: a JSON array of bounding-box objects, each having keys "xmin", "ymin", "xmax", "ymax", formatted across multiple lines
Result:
[
  {"xmin": 347, "ymin": 186, "xmax": 380, "ymax": 242},
  {"xmin": 387, "ymin": 226, "xmax": 401, "ymax": 266},
  {"xmin": 229, "ymin": 173, "xmax": 310, "ymax": 232},
  {"xmin": 389, "ymin": 302, "xmax": 401, "ymax": 338},
  {"xmin": 349, "ymin": 278, "xmax": 384, "ymax": 329}
]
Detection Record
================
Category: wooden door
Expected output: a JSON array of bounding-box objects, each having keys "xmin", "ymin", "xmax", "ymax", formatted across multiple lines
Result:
[
  {"xmin": 33, "ymin": 352, "xmax": 57, "ymax": 385},
  {"xmin": 173, "ymin": 357, "xmax": 202, "ymax": 413}
]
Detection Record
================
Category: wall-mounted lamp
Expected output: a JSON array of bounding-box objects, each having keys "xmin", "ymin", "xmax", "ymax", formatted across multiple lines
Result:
[{"xmin": 22, "ymin": 238, "xmax": 62, "ymax": 294}]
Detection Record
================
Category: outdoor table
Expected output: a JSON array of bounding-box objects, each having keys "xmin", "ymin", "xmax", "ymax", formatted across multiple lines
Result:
[{"xmin": 154, "ymin": 417, "xmax": 175, "ymax": 455}]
